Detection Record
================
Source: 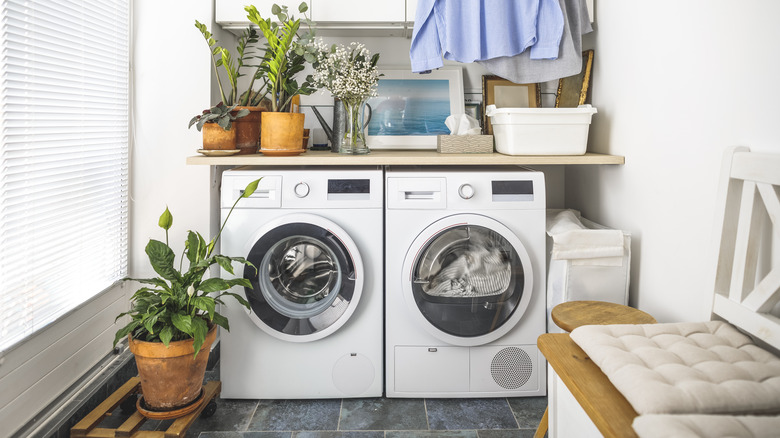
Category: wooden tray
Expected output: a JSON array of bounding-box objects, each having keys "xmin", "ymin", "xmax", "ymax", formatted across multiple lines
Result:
[{"xmin": 70, "ymin": 377, "xmax": 220, "ymax": 438}]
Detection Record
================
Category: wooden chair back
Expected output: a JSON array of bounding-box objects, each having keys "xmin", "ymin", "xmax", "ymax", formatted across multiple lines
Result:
[{"xmin": 709, "ymin": 146, "xmax": 780, "ymax": 350}]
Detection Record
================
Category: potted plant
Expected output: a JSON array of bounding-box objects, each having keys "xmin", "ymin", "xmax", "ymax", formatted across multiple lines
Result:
[
  {"xmin": 112, "ymin": 178, "xmax": 261, "ymax": 415},
  {"xmin": 189, "ymin": 103, "xmax": 249, "ymax": 151},
  {"xmin": 194, "ymin": 21, "xmax": 271, "ymax": 154},
  {"xmin": 245, "ymin": 2, "xmax": 317, "ymax": 155}
]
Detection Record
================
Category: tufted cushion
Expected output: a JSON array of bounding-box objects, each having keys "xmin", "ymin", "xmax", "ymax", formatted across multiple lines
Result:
[
  {"xmin": 632, "ymin": 414, "xmax": 780, "ymax": 438},
  {"xmin": 570, "ymin": 321, "xmax": 780, "ymax": 415}
]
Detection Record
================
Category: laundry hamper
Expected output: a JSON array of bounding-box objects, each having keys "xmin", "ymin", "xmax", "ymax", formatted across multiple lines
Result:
[{"xmin": 546, "ymin": 209, "xmax": 631, "ymax": 333}]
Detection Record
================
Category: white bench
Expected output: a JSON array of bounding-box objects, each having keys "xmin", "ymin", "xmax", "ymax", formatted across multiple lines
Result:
[{"xmin": 540, "ymin": 146, "xmax": 780, "ymax": 437}]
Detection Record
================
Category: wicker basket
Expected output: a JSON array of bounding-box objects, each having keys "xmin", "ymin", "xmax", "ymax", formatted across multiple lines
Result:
[{"xmin": 436, "ymin": 135, "xmax": 494, "ymax": 154}]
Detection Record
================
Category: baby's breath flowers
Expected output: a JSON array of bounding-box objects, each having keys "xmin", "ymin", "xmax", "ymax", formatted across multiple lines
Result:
[
  {"xmin": 309, "ymin": 39, "xmax": 381, "ymax": 101},
  {"xmin": 309, "ymin": 39, "xmax": 381, "ymax": 153}
]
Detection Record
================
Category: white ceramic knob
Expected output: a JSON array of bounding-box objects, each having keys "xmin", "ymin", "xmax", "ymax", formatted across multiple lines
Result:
[
  {"xmin": 294, "ymin": 182, "xmax": 310, "ymax": 198},
  {"xmin": 458, "ymin": 183, "xmax": 475, "ymax": 199}
]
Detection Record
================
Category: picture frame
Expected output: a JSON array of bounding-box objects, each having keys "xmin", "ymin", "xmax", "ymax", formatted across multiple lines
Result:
[
  {"xmin": 555, "ymin": 49, "xmax": 594, "ymax": 108},
  {"xmin": 481, "ymin": 75, "xmax": 541, "ymax": 135},
  {"xmin": 366, "ymin": 67, "xmax": 465, "ymax": 149}
]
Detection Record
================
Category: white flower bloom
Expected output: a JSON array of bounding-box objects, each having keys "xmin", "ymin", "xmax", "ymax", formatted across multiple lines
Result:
[
  {"xmin": 187, "ymin": 285, "xmax": 195, "ymax": 297},
  {"xmin": 308, "ymin": 39, "xmax": 381, "ymax": 100}
]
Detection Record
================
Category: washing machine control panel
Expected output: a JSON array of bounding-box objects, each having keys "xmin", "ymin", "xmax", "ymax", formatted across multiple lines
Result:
[
  {"xmin": 458, "ymin": 183, "xmax": 475, "ymax": 199},
  {"xmin": 293, "ymin": 182, "xmax": 310, "ymax": 198}
]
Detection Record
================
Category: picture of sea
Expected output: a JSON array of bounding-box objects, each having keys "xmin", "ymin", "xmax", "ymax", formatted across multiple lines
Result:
[{"xmin": 367, "ymin": 79, "xmax": 451, "ymax": 136}]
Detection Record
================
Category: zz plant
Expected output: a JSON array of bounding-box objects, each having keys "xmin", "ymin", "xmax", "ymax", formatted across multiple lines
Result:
[
  {"xmin": 113, "ymin": 178, "xmax": 262, "ymax": 357},
  {"xmin": 245, "ymin": 2, "xmax": 317, "ymax": 112}
]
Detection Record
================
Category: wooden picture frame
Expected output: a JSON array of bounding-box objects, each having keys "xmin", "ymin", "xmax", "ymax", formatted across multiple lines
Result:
[
  {"xmin": 555, "ymin": 50, "xmax": 594, "ymax": 108},
  {"xmin": 366, "ymin": 67, "xmax": 465, "ymax": 149},
  {"xmin": 481, "ymin": 75, "xmax": 541, "ymax": 135}
]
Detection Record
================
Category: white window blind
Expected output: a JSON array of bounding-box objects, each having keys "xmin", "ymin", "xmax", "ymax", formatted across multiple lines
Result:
[{"xmin": 0, "ymin": 0, "xmax": 129, "ymax": 352}]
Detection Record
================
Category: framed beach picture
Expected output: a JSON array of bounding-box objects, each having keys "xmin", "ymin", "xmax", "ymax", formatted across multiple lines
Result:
[{"xmin": 366, "ymin": 67, "xmax": 465, "ymax": 149}]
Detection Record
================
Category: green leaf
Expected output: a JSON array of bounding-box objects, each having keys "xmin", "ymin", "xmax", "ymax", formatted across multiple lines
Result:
[
  {"xmin": 113, "ymin": 321, "xmax": 141, "ymax": 347},
  {"xmin": 159, "ymin": 326, "xmax": 173, "ymax": 346},
  {"xmin": 242, "ymin": 178, "xmax": 262, "ymax": 198},
  {"xmin": 158, "ymin": 206, "xmax": 173, "ymax": 230},
  {"xmin": 193, "ymin": 296, "xmax": 216, "ymax": 318},
  {"xmin": 217, "ymin": 291, "xmax": 250, "ymax": 309},
  {"xmin": 227, "ymin": 278, "xmax": 252, "ymax": 289},
  {"xmin": 191, "ymin": 318, "xmax": 209, "ymax": 359},
  {"xmin": 198, "ymin": 278, "xmax": 230, "ymax": 293},
  {"xmin": 215, "ymin": 255, "xmax": 235, "ymax": 275},
  {"xmin": 298, "ymin": 2, "xmax": 308, "ymax": 13},
  {"xmin": 186, "ymin": 231, "xmax": 200, "ymax": 265},
  {"xmin": 142, "ymin": 313, "xmax": 159, "ymax": 335},
  {"xmin": 212, "ymin": 312, "xmax": 230, "ymax": 331},
  {"xmin": 128, "ymin": 277, "xmax": 170, "ymax": 289},
  {"xmin": 171, "ymin": 313, "xmax": 193, "ymax": 335},
  {"xmin": 271, "ymin": 4, "xmax": 281, "ymax": 15},
  {"xmin": 145, "ymin": 240, "xmax": 181, "ymax": 283}
]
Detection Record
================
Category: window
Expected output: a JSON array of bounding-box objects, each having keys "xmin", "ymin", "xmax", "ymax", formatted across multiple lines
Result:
[{"xmin": 0, "ymin": 0, "xmax": 130, "ymax": 353}]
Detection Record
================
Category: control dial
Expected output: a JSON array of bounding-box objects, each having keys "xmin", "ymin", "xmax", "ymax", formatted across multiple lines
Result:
[
  {"xmin": 294, "ymin": 182, "xmax": 310, "ymax": 198},
  {"xmin": 458, "ymin": 183, "xmax": 475, "ymax": 199}
]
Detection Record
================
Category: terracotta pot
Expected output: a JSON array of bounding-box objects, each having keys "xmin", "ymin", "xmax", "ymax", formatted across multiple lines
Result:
[
  {"xmin": 233, "ymin": 106, "xmax": 265, "ymax": 155},
  {"xmin": 128, "ymin": 324, "xmax": 216, "ymax": 411},
  {"xmin": 202, "ymin": 123, "xmax": 236, "ymax": 150},
  {"xmin": 260, "ymin": 112, "xmax": 305, "ymax": 153}
]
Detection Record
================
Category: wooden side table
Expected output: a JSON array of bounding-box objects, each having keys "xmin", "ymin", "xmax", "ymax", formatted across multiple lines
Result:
[
  {"xmin": 534, "ymin": 300, "xmax": 656, "ymax": 438},
  {"xmin": 551, "ymin": 300, "xmax": 656, "ymax": 332}
]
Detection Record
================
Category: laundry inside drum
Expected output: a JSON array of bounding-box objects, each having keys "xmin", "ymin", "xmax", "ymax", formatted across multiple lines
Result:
[{"xmin": 414, "ymin": 225, "xmax": 515, "ymax": 299}]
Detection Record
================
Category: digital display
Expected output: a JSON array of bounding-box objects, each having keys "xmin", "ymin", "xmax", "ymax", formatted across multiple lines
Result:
[
  {"xmin": 328, "ymin": 179, "xmax": 370, "ymax": 194},
  {"xmin": 492, "ymin": 180, "xmax": 533, "ymax": 195}
]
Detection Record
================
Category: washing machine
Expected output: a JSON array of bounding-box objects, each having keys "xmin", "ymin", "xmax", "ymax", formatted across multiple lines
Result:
[
  {"xmin": 219, "ymin": 167, "xmax": 383, "ymax": 399},
  {"xmin": 385, "ymin": 166, "xmax": 546, "ymax": 398}
]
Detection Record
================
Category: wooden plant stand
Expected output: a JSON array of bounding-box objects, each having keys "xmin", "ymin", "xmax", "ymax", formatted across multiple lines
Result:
[{"xmin": 71, "ymin": 377, "xmax": 220, "ymax": 438}]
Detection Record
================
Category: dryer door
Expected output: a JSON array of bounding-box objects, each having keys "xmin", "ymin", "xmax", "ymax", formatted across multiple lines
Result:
[
  {"xmin": 401, "ymin": 214, "xmax": 534, "ymax": 346},
  {"xmin": 243, "ymin": 213, "xmax": 364, "ymax": 342}
]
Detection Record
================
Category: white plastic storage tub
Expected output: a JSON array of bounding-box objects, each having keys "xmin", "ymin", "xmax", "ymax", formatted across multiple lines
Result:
[{"xmin": 486, "ymin": 105, "xmax": 597, "ymax": 155}]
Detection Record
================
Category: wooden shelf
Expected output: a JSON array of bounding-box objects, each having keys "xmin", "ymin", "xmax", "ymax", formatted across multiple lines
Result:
[{"xmin": 186, "ymin": 149, "xmax": 624, "ymax": 166}]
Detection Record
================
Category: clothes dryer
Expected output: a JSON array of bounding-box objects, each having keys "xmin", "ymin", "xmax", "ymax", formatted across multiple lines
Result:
[
  {"xmin": 220, "ymin": 167, "xmax": 383, "ymax": 399},
  {"xmin": 385, "ymin": 166, "xmax": 546, "ymax": 397}
]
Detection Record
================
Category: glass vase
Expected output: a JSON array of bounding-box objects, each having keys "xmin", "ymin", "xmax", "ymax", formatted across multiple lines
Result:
[{"xmin": 340, "ymin": 97, "xmax": 370, "ymax": 155}]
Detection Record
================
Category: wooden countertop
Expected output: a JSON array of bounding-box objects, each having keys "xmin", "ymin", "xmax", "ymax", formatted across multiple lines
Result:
[{"xmin": 186, "ymin": 149, "xmax": 625, "ymax": 166}]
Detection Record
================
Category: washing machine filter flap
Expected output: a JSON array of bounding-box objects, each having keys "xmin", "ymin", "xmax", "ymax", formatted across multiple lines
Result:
[{"xmin": 242, "ymin": 214, "xmax": 364, "ymax": 341}]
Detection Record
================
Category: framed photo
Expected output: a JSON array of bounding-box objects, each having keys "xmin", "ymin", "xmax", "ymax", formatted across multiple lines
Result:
[
  {"xmin": 366, "ymin": 67, "xmax": 465, "ymax": 149},
  {"xmin": 555, "ymin": 50, "xmax": 594, "ymax": 108},
  {"xmin": 481, "ymin": 75, "xmax": 541, "ymax": 135}
]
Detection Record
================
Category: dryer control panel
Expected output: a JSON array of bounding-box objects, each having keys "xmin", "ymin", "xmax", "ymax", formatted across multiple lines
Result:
[{"xmin": 386, "ymin": 167, "xmax": 544, "ymax": 211}]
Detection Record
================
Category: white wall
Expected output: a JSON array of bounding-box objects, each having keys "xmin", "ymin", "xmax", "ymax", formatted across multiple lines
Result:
[
  {"xmin": 131, "ymin": 1, "xmax": 212, "ymax": 277},
  {"xmin": 566, "ymin": 0, "xmax": 780, "ymax": 322}
]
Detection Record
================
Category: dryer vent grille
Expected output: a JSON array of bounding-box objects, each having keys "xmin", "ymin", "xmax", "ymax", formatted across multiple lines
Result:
[{"xmin": 491, "ymin": 347, "xmax": 533, "ymax": 389}]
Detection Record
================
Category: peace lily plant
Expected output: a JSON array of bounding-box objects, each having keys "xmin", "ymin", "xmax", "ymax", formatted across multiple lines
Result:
[{"xmin": 113, "ymin": 178, "xmax": 261, "ymax": 358}]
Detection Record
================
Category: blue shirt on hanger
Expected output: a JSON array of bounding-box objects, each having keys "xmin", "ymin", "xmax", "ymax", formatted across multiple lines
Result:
[{"xmin": 410, "ymin": 0, "xmax": 564, "ymax": 73}]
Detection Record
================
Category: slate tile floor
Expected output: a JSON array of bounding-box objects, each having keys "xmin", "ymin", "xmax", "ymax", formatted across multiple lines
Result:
[{"xmin": 97, "ymin": 361, "xmax": 547, "ymax": 438}]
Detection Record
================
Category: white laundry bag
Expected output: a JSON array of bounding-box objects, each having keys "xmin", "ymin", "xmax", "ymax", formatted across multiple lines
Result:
[{"xmin": 546, "ymin": 210, "xmax": 631, "ymax": 333}]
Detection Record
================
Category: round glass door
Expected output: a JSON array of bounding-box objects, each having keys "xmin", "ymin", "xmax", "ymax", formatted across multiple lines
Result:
[
  {"xmin": 243, "ymin": 214, "xmax": 364, "ymax": 342},
  {"xmin": 402, "ymin": 214, "xmax": 533, "ymax": 346}
]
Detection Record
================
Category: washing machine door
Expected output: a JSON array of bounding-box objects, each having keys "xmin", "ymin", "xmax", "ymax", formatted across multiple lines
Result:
[
  {"xmin": 401, "ymin": 213, "xmax": 533, "ymax": 347},
  {"xmin": 243, "ymin": 213, "xmax": 364, "ymax": 342}
]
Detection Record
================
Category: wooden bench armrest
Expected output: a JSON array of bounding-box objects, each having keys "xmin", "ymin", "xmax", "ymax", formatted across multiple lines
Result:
[{"xmin": 539, "ymin": 333, "xmax": 639, "ymax": 438}]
